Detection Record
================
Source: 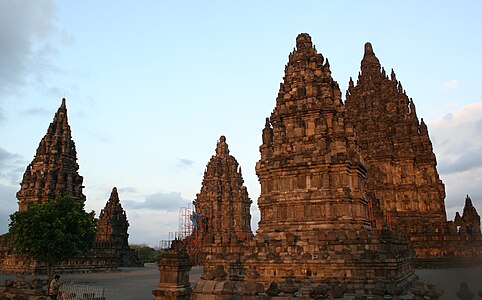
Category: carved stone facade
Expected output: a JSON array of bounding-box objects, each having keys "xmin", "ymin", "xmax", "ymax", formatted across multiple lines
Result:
[
  {"xmin": 97, "ymin": 187, "xmax": 130, "ymax": 246},
  {"xmin": 256, "ymin": 33, "xmax": 368, "ymax": 236},
  {"xmin": 96, "ymin": 187, "xmax": 142, "ymax": 267},
  {"xmin": 193, "ymin": 34, "xmax": 415, "ymax": 298},
  {"xmin": 345, "ymin": 44, "xmax": 482, "ymax": 266},
  {"xmin": 454, "ymin": 196, "xmax": 481, "ymax": 234},
  {"xmin": 16, "ymin": 98, "xmax": 86, "ymax": 211},
  {"xmin": 194, "ymin": 135, "xmax": 253, "ymax": 246},
  {"xmin": 345, "ymin": 42, "xmax": 447, "ymax": 230},
  {"xmin": 0, "ymin": 99, "xmax": 140, "ymax": 274}
]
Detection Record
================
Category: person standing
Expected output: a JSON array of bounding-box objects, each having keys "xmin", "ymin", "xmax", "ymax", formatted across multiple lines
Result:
[{"xmin": 48, "ymin": 274, "xmax": 61, "ymax": 300}]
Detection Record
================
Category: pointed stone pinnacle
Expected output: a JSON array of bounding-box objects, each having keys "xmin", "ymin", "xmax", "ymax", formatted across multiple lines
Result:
[
  {"xmin": 364, "ymin": 42, "xmax": 374, "ymax": 54},
  {"xmin": 216, "ymin": 135, "xmax": 230, "ymax": 156},
  {"xmin": 296, "ymin": 33, "xmax": 313, "ymax": 51},
  {"xmin": 110, "ymin": 187, "xmax": 120, "ymax": 203}
]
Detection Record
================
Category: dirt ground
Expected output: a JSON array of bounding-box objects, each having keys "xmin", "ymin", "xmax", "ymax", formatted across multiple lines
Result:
[{"xmin": 1, "ymin": 264, "xmax": 481, "ymax": 299}]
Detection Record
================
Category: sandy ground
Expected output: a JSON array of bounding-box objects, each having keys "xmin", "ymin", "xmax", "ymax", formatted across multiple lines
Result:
[{"xmin": 1, "ymin": 265, "xmax": 481, "ymax": 299}]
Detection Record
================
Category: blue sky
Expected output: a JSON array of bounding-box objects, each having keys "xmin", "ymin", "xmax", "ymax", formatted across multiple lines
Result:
[{"xmin": 1, "ymin": 1, "xmax": 481, "ymax": 246}]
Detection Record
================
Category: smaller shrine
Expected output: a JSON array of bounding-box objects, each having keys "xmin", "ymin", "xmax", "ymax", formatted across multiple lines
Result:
[
  {"xmin": 193, "ymin": 135, "xmax": 253, "ymax": 248},
  {"xmin": 454, "ymin": 196, "xmax": 481, "ymax": 235},
  {"xmin": 96, "ymin": 187, "xmax": 142, "ymax": 267}
]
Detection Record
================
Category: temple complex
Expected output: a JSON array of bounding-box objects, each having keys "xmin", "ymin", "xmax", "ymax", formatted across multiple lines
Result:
[
  {"xmin": 345, "ymin": 43, "xmax": 482, "ymax": 266},
  {"xmin": 0, "ymin": 99, "xmax": 140, "ymax": 274},
  {"xmin": 192, "ymin": 34, "xmax": 415, "ymax": 299}
]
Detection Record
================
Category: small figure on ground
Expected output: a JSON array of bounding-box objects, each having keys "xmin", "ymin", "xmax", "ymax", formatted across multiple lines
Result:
[{"xmin": 48, "ymin": 274, "xmax": 61, "ymax": 300}]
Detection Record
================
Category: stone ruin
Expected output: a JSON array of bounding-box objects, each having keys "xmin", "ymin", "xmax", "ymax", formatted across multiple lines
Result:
[
  {"xmin": 16, "ymin": 98, "xmax": 86, "ymax": 212},
  {"xmin": 193, "ymin": 135, "xmax": 253, "ymax": 247},
  {"xmin": 171, "ymin": 33, "xmax": 482, "ymax": 299},
  {"xmin": 345, "ymin": 42, "xmax": 482, "ymax": 267},
  {"xmin": 190, "ymin": 34, "xmax": 417, "ymax": 299},
  {"xmin": 0, "ymin": 98, "xmax": 140, "ymax": 274},
  {"xmin": 96, "ymin": 187, "xmax": 143, "ymax": 267}
]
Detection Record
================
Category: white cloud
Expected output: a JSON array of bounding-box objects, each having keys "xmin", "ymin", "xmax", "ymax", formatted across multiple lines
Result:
[
  {"xmin": 0, "ymin": 147, "xmax": 26, "ymax": 185},
  {"xmin": 126, "ymin": 209, "xmax": 179, "ymax": 247},
  {"xmin": 429, "ymin": 102, "xmax": 482, "ymax": 220},
  {"xmin": 122, "ymin": 191, "xmax": 190, "ymax": 212},
  {"xmin": 443, "ymin": 79, "xmax": 459, "ymax": 91},
  {"xmin": 177, "ymin": 158, "xmax": 195, "ymax": 169},
  {"xmin": 0, "ymin": 0, "xmax": 62, "ymax": 96}
]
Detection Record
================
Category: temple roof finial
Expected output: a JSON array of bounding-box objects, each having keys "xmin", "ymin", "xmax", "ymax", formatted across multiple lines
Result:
[
  {"xmin": 361, "ymin": 42, "xmax": 381, "ymax": 75},
  {"xmin": 364, "ymin": 42, "xmax": 374, "ymax": 54},
  {"xmin": 216, "ymin": 135, "xmax": 230, "ymax": 156},
  {"xmin": 109, "ymin": 187, "xmax": 120, "ymax": 204},
  {"xmin": 296, "ymin": 33, "xmax": 313, "ymax": 51}
]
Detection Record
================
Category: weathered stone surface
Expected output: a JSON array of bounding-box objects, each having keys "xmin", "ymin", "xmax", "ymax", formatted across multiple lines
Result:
[
  {"xmin": 96, "ymin": 187, "xmax": 141, "ymax": 267},
  {"xmin": 257, "ymin": 33, "xmax": 367, "ymax": 236},
  {"xmin": 345, "ymin": 43, "xmax": 482, "ymax": 266},
  {"xmin": 194, "ymin": 136, "xmax": 253, "ymax": 247},
  {"xmin": 345, "ymin": 43, "xmax": 447, "ymax": 230},
  {"xmin": 16, "ymin": 98, "xmax": 86, "ymax": 211},
  {"xmin": 97, "ymin": 187, "xmax": 129, "ymax": 246},
  {"xmin": 193, "ymin": 33, "xmax": 416, "ymax": 299},
  {"xmin": 454, "ymin": 196, "xmax": 481, "ymax": 235},
  {"xmin": 152, "ymin": 249, "xmax": 192, "ymax": 300}
]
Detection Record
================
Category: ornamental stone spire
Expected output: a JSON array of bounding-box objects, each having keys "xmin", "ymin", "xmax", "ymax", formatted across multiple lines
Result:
[
  {"xmin": 16, "ymin": 98, "xmax": 85, "ymax": 211},
  {"xmin": 345, "ymin": 42, "xmax": 447, "ymax": 231},
  {"xmin": 257, "ymin": 33, "xmax": 368, "ymax": 235},
  {"xmin": 454, "ymin": 195, "xmax": 481, "ymax": 236},
  {"xmin": 360, "ymin": 42, "xmax": 382, "ymax": 79},
  {"xmin": 193, "ymin": 35, "xmax": 415, "ymax": 298},
  {"xmin": 96, "ymin": 187, "xmax": 130, "ymax": 249},
  {"xmin": 194, "ymin": 135, "xmax": 252, "ymax": 246}
]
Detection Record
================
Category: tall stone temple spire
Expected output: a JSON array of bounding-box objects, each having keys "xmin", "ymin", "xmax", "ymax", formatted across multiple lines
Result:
[
  {"xmin": 257, "ymin": 33, "xmax": 368, "ymax": 235},
  {"xmin": 96, "ymin": 187, "xmax": 130, "ymax": 248},
  {"xmin": 16, "ymin": 98, "xmax": 85, "ymax": 211},
  {"xmin": 229, "ymin": 33, "xmax": 415, "ymax": 293},
  {"xmin": 345, "ymin": 43, "xmax": 447, "ymax": 229},
  {"xmin": 194, "ymin": 136, "xmax": 252, "ymax": 246}
]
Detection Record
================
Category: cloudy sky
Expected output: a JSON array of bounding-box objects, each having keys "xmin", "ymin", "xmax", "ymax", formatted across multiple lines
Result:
[{"xmin": 0, "ymin": 1, "xmax": 481, "ymax": 247}]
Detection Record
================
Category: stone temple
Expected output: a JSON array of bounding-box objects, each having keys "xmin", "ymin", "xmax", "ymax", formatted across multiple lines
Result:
[
  {"xmin": 16, "ymin": 98, "xmax": 86, "ymax": 211},
  {"xmin": 345, "ymin": 43, "xmax": 482, "ymax": 266},
  {"xmin": 192, "ymin": 34, "xmax": 416, "ymax": 298},
  {"xmin": 0, "ymin": 99, "xmax": 140, "ymax": 273},
  {"xmin": 194, "ymin": 135, "xmax": 253, "ymax": 247}
]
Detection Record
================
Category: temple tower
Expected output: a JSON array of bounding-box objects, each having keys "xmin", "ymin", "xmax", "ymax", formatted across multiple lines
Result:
[
  {"xmin": 193, "ymin": 34, "xmax": 415, "ymax": 298},
  {"xmin": 454, "ymin": 196, "xmax": 481, "ymax": 236},
  {"xmin": 194, "ymin": 136, "xmax": 252, "ymax": 246},
  {"xmin": 345, "ymin": 43, "xmax": 447, "ymax": 229},
  {"xmin": 16, "ymin": 98, "xmax": 85, "ymax": 211},
  {"xmin": 257, "ymin": 33, "xmax": 369, "ymax": 237},
  {"xmin": 96, "ymin": 187, "xmax": 130, "ymax": 248}
]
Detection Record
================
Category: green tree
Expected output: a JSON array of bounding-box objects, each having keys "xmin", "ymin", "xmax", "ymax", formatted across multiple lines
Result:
[
  {"xmin": 8, "ymin": 196, "xmax": 97, "ymax": 281},
  {"xmin": 129, "ymin": 243, "xmax": 160, "ymax": 262}
]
